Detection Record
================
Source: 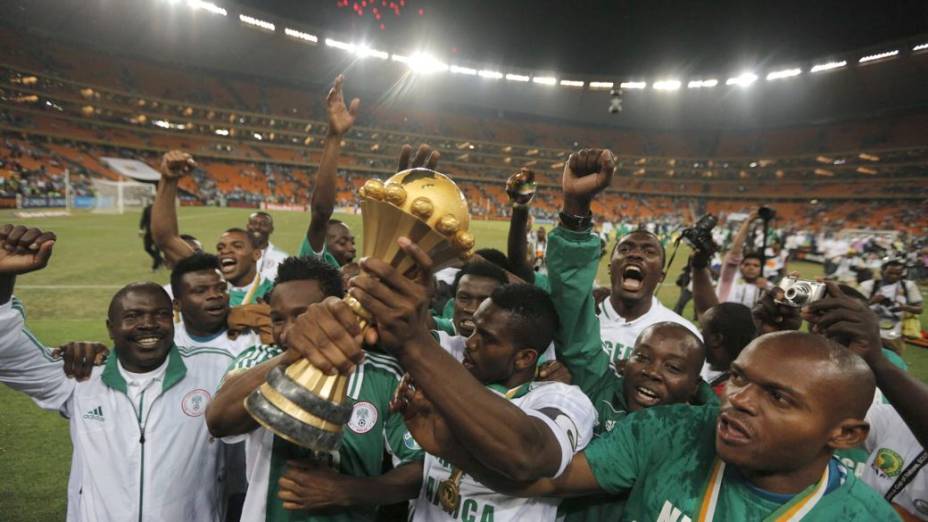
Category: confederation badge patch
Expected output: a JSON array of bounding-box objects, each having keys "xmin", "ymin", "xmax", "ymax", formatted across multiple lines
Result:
[{"xmin": 872, "ymin": 448, "xmax": 905, "ymax": 478}]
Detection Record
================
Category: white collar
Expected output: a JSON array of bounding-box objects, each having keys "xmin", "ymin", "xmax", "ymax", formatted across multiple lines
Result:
[
  {"xmin": 117, "ymin": 356, "xmax": 169, "ymax": 387},
  {"xmin": 602, "ymin": 295, "xmax": 659, "ymax": 325}
]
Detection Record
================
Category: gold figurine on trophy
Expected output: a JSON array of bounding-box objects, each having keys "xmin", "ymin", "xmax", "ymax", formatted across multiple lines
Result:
[{"xmin": 244, "ymin": 167, "xmax": 474, "ymax": 452}]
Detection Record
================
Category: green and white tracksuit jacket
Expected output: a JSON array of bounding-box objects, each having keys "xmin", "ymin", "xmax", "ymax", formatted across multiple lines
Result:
[{"xmin": 0, "ymin": 297, "xmax": 234, "ymax": 522}]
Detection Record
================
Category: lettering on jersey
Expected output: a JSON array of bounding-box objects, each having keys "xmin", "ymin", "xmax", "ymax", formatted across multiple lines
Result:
[
  {"xmin": 914, "ymin": 499, "xmax": 928, "ymax": 516},
  {"xmin": 347, "ymin": 401, "xmax": 378, "ymax": 434},
  {"xmin": 598, "ymin": 400, "xmax": 627, "ymax": 434},
  {"xmin": 83, "ymin": 405, "xmax": 105, "ymax": 422},
  {"xmin": 837, "ymin": 456, "xmax": 866, "ymax": 478},
  {"xmin": 657, "ymin": 500, "xmax": 692, "ymax": 522},
  {"xmin": 181, "ymin": 389, "xmax": 211, "ymax": 417},
  {"xmin": 425, "ymin": 484, "xmax": 495, "ymax": 522},
  {"xmin": 602, "ymin": 340, "xmax": 633, "ymax": 366},
  {"xmin": 872, "ymin": 448, "xmax": 905, "ymax": 478}
]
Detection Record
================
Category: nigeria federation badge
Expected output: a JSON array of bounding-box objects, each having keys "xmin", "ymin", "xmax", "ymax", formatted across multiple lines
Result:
[
  {"xmin": 347, "ymin": 401, "xmax": 378, "ymax": 434},
  {"xmin": 181, "ymin": 389, "xmax": 211, "ymax": 417},
  {"xmin": 872, "ymin": 447, "xmax": 904, "ymax": 478}
]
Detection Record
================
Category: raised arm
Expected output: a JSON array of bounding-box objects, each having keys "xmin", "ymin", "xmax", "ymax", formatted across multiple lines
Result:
[
  {"xmin": 306, "ymin": 75, "xmax": 359, "ymax": 253},
  {"xmin": 151, "ymin": 150, "xmax": 198, "ymax": 266},
  {"xmin": 690, "ymin": 247, "xmax": 720, "ymax": 317},
  {"xmin": 505, "ymin": 168, "xmax": 537, "ymax": 283},
  {"xmin": 547, "ymin": 149, "xmax": 615, "ymax": 394},
  {"xmin": 807, "ymin": 282, "xmax": 928, "ymax": 450},
  {"xmin": 0, "ymin": 225, "xmax": 75, "ymax": 412}
]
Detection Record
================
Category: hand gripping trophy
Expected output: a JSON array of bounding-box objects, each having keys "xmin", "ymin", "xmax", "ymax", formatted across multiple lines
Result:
[{"xmin": 244, "ymin": 167, "xmax": 474, "ymax": 452}]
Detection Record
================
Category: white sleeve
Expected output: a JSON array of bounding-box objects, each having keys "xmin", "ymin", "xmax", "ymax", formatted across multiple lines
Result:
[
  {"xmin": 520, "ymin": 382, "xmax": 597, "ymax": 479},
  {"xmin": 864, "ymin": 403, "xmax": 898, "ymax": 452},
  {"xmin": 0, "ymin": 298, "xmax": 74, "ymax": 413},
  {"xmin": 906, "ymin": 281, "xmax": 922, "ymax": 304}
]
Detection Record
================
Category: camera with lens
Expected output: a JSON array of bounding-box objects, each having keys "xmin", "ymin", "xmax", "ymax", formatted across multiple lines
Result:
[
  {"xmin": 680, "ymin": 213, "xmax": 718, "ymax": 253},
  {"xmin": 776, "ymin": 276, "xmax": 827, "ymax": 307},
  {"xmin": 758, "ymin": 206, "xmax": 776, "ymax": 222}
]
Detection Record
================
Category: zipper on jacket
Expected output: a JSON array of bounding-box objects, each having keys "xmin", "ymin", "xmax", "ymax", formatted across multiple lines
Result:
[{"xmin": 136, "ymin": 390, "xmax": 146, "ymax": 522}]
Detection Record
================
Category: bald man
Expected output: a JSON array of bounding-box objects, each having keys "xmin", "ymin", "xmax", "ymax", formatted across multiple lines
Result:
[{"xmin": 497, "ymin": 331, "xmax": 898, "ymax": 520}]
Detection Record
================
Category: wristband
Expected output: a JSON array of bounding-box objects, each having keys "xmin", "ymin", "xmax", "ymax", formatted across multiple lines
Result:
[{"xmin": 558, "ymin": 211, "xmax": 593, "ymax": 231}]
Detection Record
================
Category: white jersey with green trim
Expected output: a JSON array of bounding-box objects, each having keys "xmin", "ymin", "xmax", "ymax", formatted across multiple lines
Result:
[
  {"xmin": 863, "ymin": 403, "xmax": 928, "ymax": 520},
  {"xmin": 598, "ymin": 296, "xmax": 701, "ymax": 369},
  {"xmin": 412, "ymin": 381, "xmax": 596, "ymax": 522},
  {"xmin": 173, "ymin": 319, "xmax": 256, "ymax": 358},
  {"xmin": 0, "ymin": 297, "xmax": 236, "ymax": 522}
]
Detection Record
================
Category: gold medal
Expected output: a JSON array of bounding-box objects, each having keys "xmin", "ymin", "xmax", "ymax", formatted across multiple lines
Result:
[{"xmin": 437, "ymin": 468, "xmax": 464, "ymax": 514}]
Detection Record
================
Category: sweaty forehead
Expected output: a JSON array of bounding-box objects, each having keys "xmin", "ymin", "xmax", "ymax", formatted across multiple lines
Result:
[
  {"xmin": 735, "ymin": 338, "xmax": 835, "ymax": 399},
  {"xmin": 638, "ymin": 327, "xmax": 702, "ymax": 361},
  {"xmin": 219, "ymin": 231, "xmax": 249, "ymax": 244},
  {"xmin": 182, "ymin": 269, "xmax": 224, "ymax": 287},
  {"xmin": 458, "ymin": 274, "xmax": 502, "ymax": 295},
  {"xmin": 112, "ymin": 289, "xmax": 171, "ymax": 316},
  {"xmin": 614, "ymin": 232, "xmax": 663, "ymax": 258},
  {"xmin": 270, "ymin": 280, "xmax": 325, "ymax": 312}
]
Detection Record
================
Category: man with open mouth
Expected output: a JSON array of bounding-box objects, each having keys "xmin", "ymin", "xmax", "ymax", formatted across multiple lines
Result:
[{"xmin": 0, "ymin": 224, "xmax": 238, "ymax": 521}]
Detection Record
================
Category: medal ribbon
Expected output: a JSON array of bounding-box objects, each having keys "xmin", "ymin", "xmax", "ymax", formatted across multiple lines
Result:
[{"xmin": 696, "ymin": 457, "xmax": 830, "ymax": 522}]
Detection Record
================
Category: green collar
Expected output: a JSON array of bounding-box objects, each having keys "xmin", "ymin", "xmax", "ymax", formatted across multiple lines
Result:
[
  {"xmin": 487, "ymin": 380, "xmax": 533, "ymax": 400},
  {"xmin": 101, "ymin": 344, "xmax": 187, "ymax": 395}
]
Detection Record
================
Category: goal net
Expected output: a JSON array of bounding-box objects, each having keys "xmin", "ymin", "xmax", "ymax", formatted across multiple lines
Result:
[{"xmin": 90, "ymin": 179, "xmax": 155, "ymax": 214}]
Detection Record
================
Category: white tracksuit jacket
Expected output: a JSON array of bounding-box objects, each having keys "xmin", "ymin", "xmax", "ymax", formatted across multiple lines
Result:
[{"xmin": 0, "ymin": 297, "xmax": 235, "ymax": 522}]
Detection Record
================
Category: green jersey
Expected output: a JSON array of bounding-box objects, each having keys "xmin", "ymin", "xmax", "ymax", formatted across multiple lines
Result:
[
  {"xmin": 226, "ymin": 345, "xmax": 422, "ymax": 522},
  {"xmin": 585, "ymin": 404, "xmax": 900, "ymax": 521},
  {"xmin": 546, "ymin": 226, "xmax": 718, "ymax": 521},
  {"xmin": 228, "ymin": 277, "xmax": 274, "ymax": 307},
  {"xmin": 298, "ymin": 237, "xmax": 342, "ymax": 269}
]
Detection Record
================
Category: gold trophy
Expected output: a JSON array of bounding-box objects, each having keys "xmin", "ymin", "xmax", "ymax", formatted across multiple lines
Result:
[{"xmin": 244, "ymin": 168, "xmax": 474, "ymax": 451}]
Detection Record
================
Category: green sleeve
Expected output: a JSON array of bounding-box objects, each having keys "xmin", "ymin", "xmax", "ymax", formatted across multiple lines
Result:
[
  {"xmin": 433, "ymin": 316, "xmax": 456, "ymax": 336},
  {"xmin": 441, "ymin": 298, "xmax": 455, "ymax": 319},
  {"xmin": 547, "ymin": 227, "xmax": 611, "ymax": 399},
  {"xmin": 297, "ymin": 237, "xmax": 341, "ymax": 269},
  {"xmin": 384, "ymin": 409, "xmax": 425, "ymax": 464},
  {"xmin": 533, "ymin": 272, "xmax": 551, "ymax": 293},
  {"xmin": 584, "ymin": 406, "xmax": 650, "ymax": 494},
  {"xmin": 880, "ymin": 348, "xmax": 908, "ymax": 371}
]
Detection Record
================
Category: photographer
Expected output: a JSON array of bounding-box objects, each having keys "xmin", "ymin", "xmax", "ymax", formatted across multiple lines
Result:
[
  {"xmin": 716, "ymin": 210, "xmax": 772, "ymax": 308},
  {"xmin": 859, "ymin": 259, "xmax": 923, "ymax": 354}
]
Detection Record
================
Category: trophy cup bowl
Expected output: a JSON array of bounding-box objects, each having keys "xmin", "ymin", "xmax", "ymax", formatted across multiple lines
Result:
[{"xmin": 244, "ymin": 168, "xmax": 474, "ymax": 451}]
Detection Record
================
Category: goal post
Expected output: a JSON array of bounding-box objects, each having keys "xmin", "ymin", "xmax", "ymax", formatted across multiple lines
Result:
[{"xmin": 90, "ymin": 178, "xmax": 155, "ymax": 214}]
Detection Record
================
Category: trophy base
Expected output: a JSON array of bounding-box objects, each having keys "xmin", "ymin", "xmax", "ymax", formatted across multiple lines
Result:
[{"xmin": 243, "ymin": 365, "xmax": 353, "ymax": 452}]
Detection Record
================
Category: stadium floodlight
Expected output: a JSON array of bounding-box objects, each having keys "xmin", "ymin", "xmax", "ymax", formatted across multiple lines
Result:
[
  {"xmin": 505, "ymin": 73, "xmax": 530, "ymax": 82},
  {"xmin": 810, "ymin": 60, "xmax": 846, "ymax": 73},
  {"xmin": 391, "ymin": 54, "xmax": 409, "ymax": 63},
  {"xmin": 325, "ymin": 38, "xmax": 354, "ymax": 51},
  {"xmin": 559, "ymin": 79, "xmax": 584, "ymax": 87},
  {"xmin": 766, "ymin": 68, "xmax": 801, "ymax": 81},
  {"xmin": 153, "ymin": 120, "xmax": 170, "ymax": 129},
  {"xmin": 687, "ymin": 79, "xmax": 718, "ymax": 88},
  {"xmin": 239, "ymin": 14, "xmax": 275, "ymax": 31},
  {"xmin": 355, "ymin": 44, "xmax": 388, "ymax": 60},
  {"xmin": 253, "ymin": 132, "xmax": 263, "ymax": 140},
  {"xmin": 186, "ymin": 0, "xmax": 226, "ymax": 16},
  {"xmin": 214, "ymin": 129, "xmax": 230, "ymax": 136},
  {"xmin": 589, "ymin": 81, "xmax": 614, "ymax": 89},
  {"xmin": 859, "ymin": 152, "xmax": 880, "ymax": 162},
  {"xmin": 450, "ymin": 65, "xmax": 477, "ymax": 75},
  {"xmin": 532, "ymin": 76, "xmax": 557, "ymax": 85},
  {"xmin": 725, "ymin": 73, "xmax": 758, "ymax": 87},
  {"xmin": 407, "ymin": 53, "xmax": 448, "ymax": 74},
  {"xmin": 284, "ymin": 28, "xmax": 318, "ymax": 43},
  {"xmin": 478, "ymin": 69, "xmax": 503, "ymax": 79},
  {"xmin": 858, "ymin": 50, "xmax": 899, "ymax": 63},
  {"xmin": 857, "ymin": 166, "xmax": 878, "ymax": 175},
  {"xmin": 620, "ymin": 81, "xmax": 647, "ymax": 89},
  {"xmin": 814, "ymin": 168, "xmax": 834, "ymax": 176},
  {"xmin": 914, "ymin": 43, "xmax": 928, "ymax": 52},
  {"xmin": 652, "ymin": 79, "xmax": 681, "ymax": 91}
]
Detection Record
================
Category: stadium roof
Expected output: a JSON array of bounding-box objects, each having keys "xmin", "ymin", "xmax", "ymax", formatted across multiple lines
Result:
[{"xmin": 241, "ymin": 0, "xmax": 928, "ymax": 76}]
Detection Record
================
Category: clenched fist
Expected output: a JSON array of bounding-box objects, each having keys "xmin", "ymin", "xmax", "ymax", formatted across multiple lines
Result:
[
  {"xmin": 562, "ymin": 148, "xmax": 615, "ymax": 216},
  {"xmin": 506, "ymin": 168, "xmax": 537, "ymax": 208},
  {"xmin": 160, "ymin": 150, "xmax": 197, "ymax": 180},
  {"xmin": 0, "ymin": 224, "xmax": 56, "ymax": 275}
]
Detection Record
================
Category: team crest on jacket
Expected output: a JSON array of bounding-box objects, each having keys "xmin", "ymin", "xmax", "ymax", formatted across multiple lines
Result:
[
  {"xmin": 347, "ymin": 401, "xmax": 378, "ymax": 434},
  {"xmin": 181, "ymin": 389, "xmax": 211, "ymax": 417}
]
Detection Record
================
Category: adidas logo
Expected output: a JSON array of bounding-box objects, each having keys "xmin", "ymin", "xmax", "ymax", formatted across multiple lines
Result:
[{"xmin": 83, "ymin": 406, "xmax": 104, "ymax": 422}]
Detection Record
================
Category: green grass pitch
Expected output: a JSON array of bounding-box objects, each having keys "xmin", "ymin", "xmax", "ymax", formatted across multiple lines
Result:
[{"xmin": 1, "ymin": 207, "xmax": 926, "ymax": 520}]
